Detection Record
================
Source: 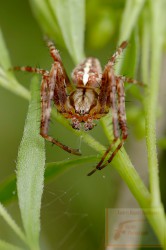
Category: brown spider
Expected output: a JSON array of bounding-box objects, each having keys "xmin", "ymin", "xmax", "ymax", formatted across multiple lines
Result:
[{"xmin": 14, "ymin": 39, "xmax": 142, "ymax": 176}]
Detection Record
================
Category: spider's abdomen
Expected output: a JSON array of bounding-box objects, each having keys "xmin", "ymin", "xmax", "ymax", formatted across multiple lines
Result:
[{"xmin": 71, "ymin": 57, "xmax": 102, "ymax": 87}]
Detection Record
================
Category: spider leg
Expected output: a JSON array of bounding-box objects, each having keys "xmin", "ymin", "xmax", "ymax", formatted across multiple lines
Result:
[
  {"xmin": 13, "ymin": 66, "xmax": 49, "ymax": 76},
  {"xmin": 98, "ymin": 41, "xmax": 127, "ymax": 113},
  {"xmin": 109, "ymin": 41, "xmax": 128, "ymax": 66},
  {"xmin": 87, "ymin": 138, "xmax": 118, "ymax": 176},
  {"xmin": 45, "ymin": 37, "xmax": 73, "ymax": 92},
  {"xmin": 50, "ymin": 62, "xmax": 68, "ymax": 113},
  {"xmin": 40, "ymin": 68, "xmax": 81, "ymax": 156},
  {"xmin": 97, "ymin": 77, "xmax": 128, "ymax": 171},
  {"xmin": 87, "ymin": 69, "xmax": 119, "ymax": 176},
  {"xmin": 119, "ymin": 76, "xmax": 145, "ymax": 87}
]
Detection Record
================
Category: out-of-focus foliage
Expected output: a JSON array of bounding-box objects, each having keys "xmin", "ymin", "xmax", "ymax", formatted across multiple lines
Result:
[
  {"xmin": 0, "ymin": 0, "xmax": 166, "ymax": 249},
  {"xmin": 29, "ymin": 0, "xmax": 85, "ymax": 64}
]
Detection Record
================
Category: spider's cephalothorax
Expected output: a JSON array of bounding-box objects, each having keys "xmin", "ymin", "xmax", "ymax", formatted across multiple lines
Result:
[{"xmin": 14, "ymin": 39, "xmax": 143, "ymax": 176}]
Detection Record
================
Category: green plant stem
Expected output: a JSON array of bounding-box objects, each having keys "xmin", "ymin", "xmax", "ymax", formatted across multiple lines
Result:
[
  {"xmin": 142, "ymin": 4, "xmax": 166, "ymax": 245},
  {"xmin": 112, "ymin": 151, "xmax": 166, "ymax": 247},
  {"xmin": 141, "ymin": 10, "xmax": 150, "ymax": 84},
  {"xmin": 144, "ymin": 1, "xmax": 164, "ymax": 208}
]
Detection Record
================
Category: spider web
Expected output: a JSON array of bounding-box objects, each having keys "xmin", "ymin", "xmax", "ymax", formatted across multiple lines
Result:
[{"xmin": 41, "ymin": 175, "xmax": 93, "ymax": 250}]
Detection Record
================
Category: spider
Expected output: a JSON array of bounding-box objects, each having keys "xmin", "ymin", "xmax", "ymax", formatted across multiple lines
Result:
[{"xmin": 14, "ymin": 38, "xmax": 143, "ymax": 176}]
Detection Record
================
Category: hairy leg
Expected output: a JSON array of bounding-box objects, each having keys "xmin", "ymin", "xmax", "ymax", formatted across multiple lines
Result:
[
  {"xmin": 87, "ymin": 69, "xmax": 119, "ymax": 176},
  {"xmin": 40, "ymin": 74, "xmax": 81, "ymax": 156},
  {"xmin": 119, "ymin": 76, "xmax": 145, "ymax": 87},
  {"xmin": 97, "ymin": 77, "xmax": 128, "ymax": 171},
  {"xmin": 13, "ymin": 66, "xmax": 49, "ymax": 76},
  {"xmin": 109, "ymin": 41, "xmax": 128, "ymax": 66},
  {"xmin": 45, "ymin": 37, "xmax": 73, "ymax": 92}
]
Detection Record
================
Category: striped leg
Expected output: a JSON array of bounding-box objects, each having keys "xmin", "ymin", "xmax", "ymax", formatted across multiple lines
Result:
[
  {"xmin": 97, "ymin": 77, "xmax": 128, "ymax": 171},
  {"xmin": 40, "ymin": 64, "xmax": 81, "ymax": 156},
  {"xmin": 45, "ymin": 37, "xmax": 73, "ymax": 92},
  {"xmin": 87, "ymin": 138, "xmax": 118, "ymax": 176},
  {"xmin": 98, "ymin": 41, "xmax": 128, "ymax": 113},
  {"xmin": 87, "ymin": 70, "xmax": 119, "ymax": 176},
  {"xmin": 119, "ymin": 76, "xmax": 146, "ymax": 87},
  {"xmin": 13, "ymin": 66, "xmax": 49, "ymax": 76},
  {"xmin": 109, "ymin": 41, "xmax": 128, "ymax": 66},
  {"xmin": 45, "ymin": 38, "xmax": 62, "ymax": 63}
]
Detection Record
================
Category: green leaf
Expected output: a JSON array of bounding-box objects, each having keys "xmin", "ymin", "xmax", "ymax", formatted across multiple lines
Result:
[
  {"xmin": 0, "ymin": 29, "xmax": 11, "ymax": 69},
  {"xmin": 116, "ymin": 0, "xmax": 146, "ymax": 74},
  {"xmin": 49, "ymin": 0, "xmax": 85, "ymax": 63},
  {"xmin": 29, "ymin": 0, "xmax": 85, "ymax": 64},
  {"xmin": 144, "ymin": 0, "xmax": 165, "ymax": 208},
  {"xmin": 0, "ymin": 29, "xmax": 30, "ymax": 100},
  {"xmin": 119, "ymin": 0, "xmax": 146, "ymax": 42},
  {"xmin": 29, "ymin": 0, "xmax": 64, "ymax": 46},
  {"xmin": 16, "ymin": 77, "xmax": 45, "ymax": 250},
  {"xmin": 120, "ymin": 31, "xmax": 139, "ymax": 79}
]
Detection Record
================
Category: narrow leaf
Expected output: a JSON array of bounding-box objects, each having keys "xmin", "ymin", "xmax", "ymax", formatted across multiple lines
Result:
[
  {"xmin": 29, "ymin": 0, "xmax": 64, "ymax": 46},
  {"xmin": 0, "ymin": 29, "xmax": 30, "ymax": 99},
  {"xmin": 0, "ymin": 29, "xmax": 11, "ymax": 69},
  {"xmin": 49, "ymin": 0, "xmax": 85, "ymax": 63},
  {"xmin": 116, "ymin": 0, "xmax": 146, "ymax": 74},
  {"xmin": 16, "ymin": 76, "xmax": 45, "ymax": 249},
  {"xmin": 29, "ymin": 0, "xmax": 85, "ymax": 64},
  {"xmin": 119, "ymin": 0, "xmax": 146, "ymax": 42}
]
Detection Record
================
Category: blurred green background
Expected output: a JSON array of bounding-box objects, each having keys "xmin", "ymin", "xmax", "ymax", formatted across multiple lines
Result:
[{"xmin": 0, "ymin": 0, "xmax": 166, "ymax": 249}]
